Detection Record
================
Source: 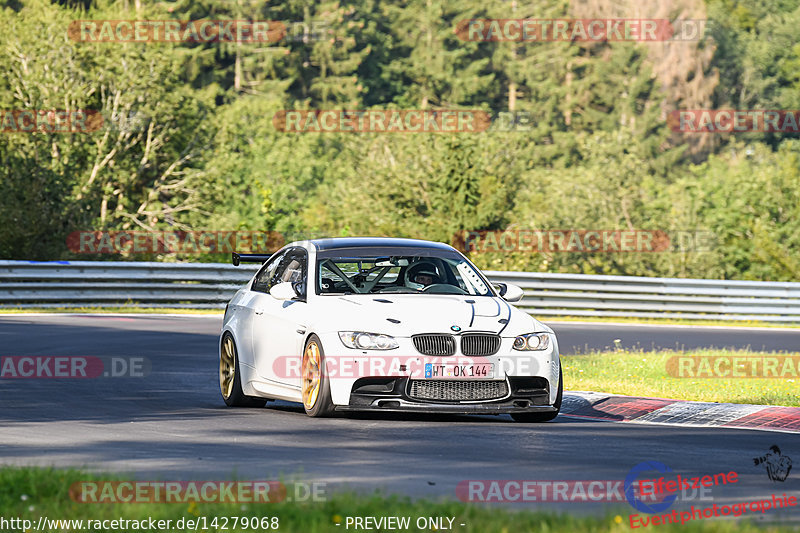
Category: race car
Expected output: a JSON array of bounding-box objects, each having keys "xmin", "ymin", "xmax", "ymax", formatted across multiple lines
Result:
[{"xmin": 219, "ymin": 237, "xmax": 562, "ymax": 422}]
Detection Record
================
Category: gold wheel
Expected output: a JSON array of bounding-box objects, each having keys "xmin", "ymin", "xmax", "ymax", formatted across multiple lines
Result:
[
  {"xmin": 302, "ymin": 341, "xmax": 322, "ymax": 410},
  {"xmin": 220, "ymin": 335, "xmax": 236, "ymax": 399}
]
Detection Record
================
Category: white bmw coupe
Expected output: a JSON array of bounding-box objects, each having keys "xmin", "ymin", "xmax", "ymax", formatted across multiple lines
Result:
[{"xmin": 219, "ymin": 237, "xmax": 562, "ymax": 422}]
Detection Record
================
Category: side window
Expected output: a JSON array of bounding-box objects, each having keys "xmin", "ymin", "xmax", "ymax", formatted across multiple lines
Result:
[
  {"xmin": 252, "ymin": 252, "xmax": 286, "ymax": 294},
  {"xmin": 276, "ymin": 250, "xmax": 308, "ymax": 297},
  {"xmin": 319, "ymin": 262, "xmax": 340, "ymax": 293},
  {"xmin": 253, "ymin": 248, "xmax": 308, "ymax": 297}
]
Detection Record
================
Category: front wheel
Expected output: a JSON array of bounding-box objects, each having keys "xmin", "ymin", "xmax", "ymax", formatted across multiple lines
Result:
[
  {"xmin": 301, "ymin": 335, "xmax": 335, "ymax": 417},
  {"xmin": 220, "ymin": 333, "xmax": 267, "ymax": 407},
  {"xmin": 511, "ymin": 366, "xmax": 562, "ymax": 423}
]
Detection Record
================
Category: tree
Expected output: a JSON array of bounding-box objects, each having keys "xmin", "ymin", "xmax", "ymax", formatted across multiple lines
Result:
[{"xmin": 0, "ymin": 0, "xmax": 215, "ymax": 258}]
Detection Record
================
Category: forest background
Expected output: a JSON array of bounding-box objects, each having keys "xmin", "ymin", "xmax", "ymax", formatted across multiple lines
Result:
[{"xmin": 2, "ymin": 0, "xmax": 799, "ymax": 281}]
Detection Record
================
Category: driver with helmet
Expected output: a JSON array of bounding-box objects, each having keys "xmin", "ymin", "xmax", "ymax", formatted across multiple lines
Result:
[{"xmin": 405, "ymin": 261, "xmax": 442, "ymax": 290}]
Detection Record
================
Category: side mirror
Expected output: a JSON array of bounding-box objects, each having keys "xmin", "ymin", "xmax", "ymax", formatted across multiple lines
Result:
[
  {"xmin": 270, "ymin": 281, "xmax": 298, "ymax": 301},
  {"xmin": 498, "ymin": 282, "xmax": 524, "ymax": 302}
]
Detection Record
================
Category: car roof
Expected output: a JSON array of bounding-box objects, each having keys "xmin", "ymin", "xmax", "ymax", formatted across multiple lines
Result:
[{"xmin": 308, "ymin": 237, "xmax": 456, "ymax": 252}]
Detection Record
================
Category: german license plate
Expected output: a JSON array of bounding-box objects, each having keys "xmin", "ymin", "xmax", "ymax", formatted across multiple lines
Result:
[{"xmin": 424, "ymin": 363, "xmax": 494, "ymax": 379}]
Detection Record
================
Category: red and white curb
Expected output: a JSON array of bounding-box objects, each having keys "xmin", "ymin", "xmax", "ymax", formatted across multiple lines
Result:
[{"xmin": 560, "ymin": 391, "xmax": 800, "ymax": 434}]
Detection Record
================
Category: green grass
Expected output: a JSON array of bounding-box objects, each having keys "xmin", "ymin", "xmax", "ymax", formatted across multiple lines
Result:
[
  {"xmin": 0, "ymin": 467, "xmax": 796, "ymax": 533},
  {"xmin": 563, "ymin": 349, "xmax": 799, "ymax": 406},
  {"xmin": 544, "ymin": 316, "xmax": 800, "ymax": 328}
]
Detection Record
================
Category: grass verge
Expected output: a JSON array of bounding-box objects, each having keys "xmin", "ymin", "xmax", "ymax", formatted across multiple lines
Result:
[
  {"xmin": 0, "ymin": 467, "xmax": 796, "ymax": 533},
  {"xmin": 544, "ymin": 317, "xmax": 800, "ymax": 328},
  {"xmin": 563, "ymin": 349, "xmax": 799, "ymax": 406}
]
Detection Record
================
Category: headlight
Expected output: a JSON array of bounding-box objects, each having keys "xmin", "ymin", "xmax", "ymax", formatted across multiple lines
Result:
[
  {"xmin": 513, "ymin": 333, "xmax": 550, "ymax": 351},
  {"xmin": 338, "ymin": 331, "xmax": 399, "ymax": 350}
]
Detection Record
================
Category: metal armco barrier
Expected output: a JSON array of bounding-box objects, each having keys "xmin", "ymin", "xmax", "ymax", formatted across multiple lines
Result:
[
  {"xmin": 0, "ymin": 261, "xmax": 257, "ymax": 309},
  {"xmin": 2, "ymin": 261, "xmax": 800, "ymax": 321},
  {"xmin": 487, "ymin": 271, "xmax": 800, "ymax": 322}
]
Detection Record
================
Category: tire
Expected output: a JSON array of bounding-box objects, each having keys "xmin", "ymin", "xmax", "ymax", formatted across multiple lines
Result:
[
  {"xmin": 220, "ymin": 332, "xmax": 267, "ymax": 408},
  {"xmin": 511, "ymin": 366, "xmax": 562, "ymax": 423},
  {"xmin": 301, "ymin": 334, "xmax": 335, "ymax": 417}
]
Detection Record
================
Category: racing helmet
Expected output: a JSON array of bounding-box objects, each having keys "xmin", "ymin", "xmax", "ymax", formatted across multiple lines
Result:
[{"xmin": 405, "ymin": 261, "xmax": 441, "ymax": 290}]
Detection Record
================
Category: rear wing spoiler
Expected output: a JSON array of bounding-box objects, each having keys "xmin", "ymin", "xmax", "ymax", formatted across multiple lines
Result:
[{"xmin": 232, "ymin": 252, "xmax": 272, "ymax": 266}]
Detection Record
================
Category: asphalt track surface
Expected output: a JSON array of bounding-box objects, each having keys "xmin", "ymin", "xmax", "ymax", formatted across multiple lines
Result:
[{"xmin": 0, "ymin": 314, "xmax": 798, "ymax": 518}]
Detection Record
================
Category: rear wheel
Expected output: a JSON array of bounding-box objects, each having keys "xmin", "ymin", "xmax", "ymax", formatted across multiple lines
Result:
[
  {"xmin": 220, "ymin": 333, "xmax": 267, "ymax": 407},
  {"xmin": 302, "ymin": 335, "xmax": 335, "ymax": 417},
  {"xmin": 511, "ymin": 367, "xmax": 562, "ymax": 423}
]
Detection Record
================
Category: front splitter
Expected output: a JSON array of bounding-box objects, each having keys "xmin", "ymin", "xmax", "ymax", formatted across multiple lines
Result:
[{"xmin": 335, "ymin": 401, "xmax": 558, "ymax": 415}]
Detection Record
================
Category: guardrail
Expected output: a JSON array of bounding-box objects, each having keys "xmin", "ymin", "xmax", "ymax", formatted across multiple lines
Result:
[
  {"xmin": 2, "ymin": 260, "xmax": 800, "ymax": 321},
  {"xmin": 489, "ymin": 271, "xmax": 800, "ymax": 322},
  {"xmin": 0, "ymin": 261, "xmax": 258, "ymax": 309}
]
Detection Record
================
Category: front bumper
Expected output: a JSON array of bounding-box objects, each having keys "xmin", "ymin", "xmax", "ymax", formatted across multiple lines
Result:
[
  {"xmin": 315, "ymin": 331, "xmax": 561, "ymax": 408},
  {"xmin": 339, "ymin": 375, "xmax": 556, "ymax": 414}
]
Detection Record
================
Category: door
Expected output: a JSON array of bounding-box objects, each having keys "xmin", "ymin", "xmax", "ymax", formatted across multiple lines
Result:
[
  {"xmin": 249, "ymin": 248, "xmax": 309, "ymax": 390},
  {"xmin": 238, "ymin": 251, "xmax": 286, "ymax": 370}
]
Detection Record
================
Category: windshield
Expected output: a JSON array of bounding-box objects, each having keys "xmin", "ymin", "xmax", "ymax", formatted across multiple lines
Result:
[{"xmin": 315, "ymin": 247, "xmax": 493, "ymax": 296}]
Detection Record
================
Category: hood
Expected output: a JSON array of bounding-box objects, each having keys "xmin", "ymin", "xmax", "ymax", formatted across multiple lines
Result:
[{"xmin": 309, "ymin": 294, "xmax": 545, "ymax": 337}]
